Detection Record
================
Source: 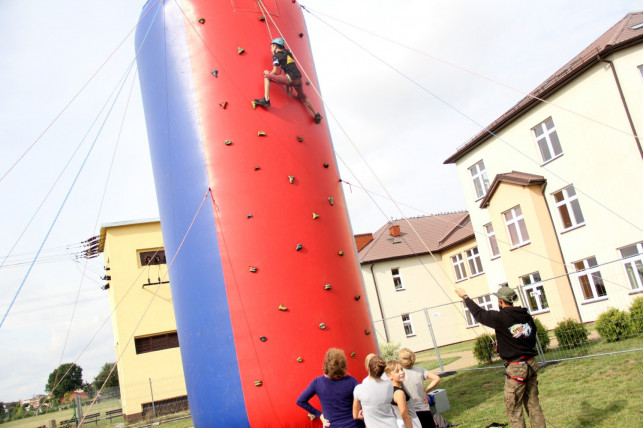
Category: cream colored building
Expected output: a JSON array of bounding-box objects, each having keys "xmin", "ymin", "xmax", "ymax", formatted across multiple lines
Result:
[
  {"xmin": 99, "ymin": 219, "xmax": 187, "ymax": 422},
  {"xmin": 444, "ymin": 12, "xmax": 643, "ymax": 325},
  {"xmin": 358, "ymin": 213, "xmax": 497, "ymax": 352}
]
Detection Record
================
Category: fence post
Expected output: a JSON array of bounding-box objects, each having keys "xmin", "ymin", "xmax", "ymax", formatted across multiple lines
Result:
[
  {"xmin": 149, "ymin": 378, "xmax": 157, "ymax": 421},
  {"xmin": 424, "ymin": 308, "xmax": 444, "ymax": 373}
]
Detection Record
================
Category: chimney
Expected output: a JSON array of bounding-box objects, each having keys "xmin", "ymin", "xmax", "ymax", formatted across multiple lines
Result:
[{"xmin": 389, "ymin": 225, "xmax": 401, "ymax": 236}]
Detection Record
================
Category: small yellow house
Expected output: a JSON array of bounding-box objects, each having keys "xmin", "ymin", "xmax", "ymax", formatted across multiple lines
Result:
[{"xmin": 99, "ymin": 219, "xmax": 187, "ymax": 422}]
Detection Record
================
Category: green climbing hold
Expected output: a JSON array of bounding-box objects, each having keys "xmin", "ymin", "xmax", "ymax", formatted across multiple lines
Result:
[
  {"xmin": 319, "ymin": 323, "xmax": 326, "ymax": 330},
  {"xmin": 278, "ymin": 304, "xmax": 288, "ymax": 311},
  {"xmin": 365, "ymin": 329, "xmax": 371, "ymax": 335},
  {"xmin": 297, "ymin": 357, "xmax": 303, "ymax": 363},
  {"xmin": 297, "ymin": 136, "xmax": 304, "ymax": 142},
  {"xmin": 355, "ymin": 295, "xmax": 361, "ymax": 301},
  {"xmin": 323, "ymin": 163, "xmax": 329, "ymax": 168},
  {"xmin": 307, "ymin": 414, "xmax": 315, "ymax": 421},
  {"xmin": 199, "ymin": 18, "xmax": 205, "ymax": 24},
  {"xmin": 288, "ymin": 176, "xmax": 295, "ymax": 184},
  {"xmin": 247, "ymin": 214, "xmax": 253, "ymax": 218},
  {"xmin": 351, "ymin": 352, "xmax": 356, "ymax": 358},
  {"xmin": 238, "ymin": 47, "xmax": 245, "ymax": 54},
  {"xmin": 224, "ymin": 140, "xmax": 232, "ymax": 146},
  {"xmin": 211, "ymin": 70, "xmax": 218, "ymax": 77},
  {"xmin": 249, "ymin": 267, "xmax": 257, "ymax": 272},
  {"xmin": 324, "ymin": 284, "xmax": 332, "ymax": 290},
  {"xmin": 312, "ymin": 212, "xmax": 320, "ymax": 220},
  {"xmin": 260, "ymin": 336, "xmax": 267, "ymax": 342},
  {"xmin": 254, "ymin": 381, "xmax": 262, "ymax": 386},
  {"xmin": 296, "ymin": 243, "xmax": 303, "ymax": 251},
  {"xmin": 328, "ymin": 197, "xmax": 334, "ymax": 206},
  {"xmin": 338, "ymin": 251, "xmax": 345, "ymax": 256},
  {"xmin": 258, "ymin": 131, "xmax": 266, "ymax": 136}
]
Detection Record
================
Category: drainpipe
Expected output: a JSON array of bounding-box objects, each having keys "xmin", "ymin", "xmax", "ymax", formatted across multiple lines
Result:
[
  {"xmin": 370, "ymin": 264, "xmax": 390, "ymax": 342},
  {"xmin": 599, "ymin": 57, "xmax": 643, "ymax": 160}
]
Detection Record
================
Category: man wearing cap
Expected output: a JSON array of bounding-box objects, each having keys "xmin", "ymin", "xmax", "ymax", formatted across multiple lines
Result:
[
  {"xmin": 254, "ymin": 38, "xmax": 323, "ymax": 124},
  {"xmin": 455, "ymin": 287, "xmax": 545, "ymax": 428}
]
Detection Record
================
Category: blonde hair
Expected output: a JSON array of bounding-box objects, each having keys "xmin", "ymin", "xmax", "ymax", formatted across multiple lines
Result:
[
  {"xmin": 398, "ymin": 348, "xmax": 416, "ymax": 369},
  {"xmin": 384, "ymin": 359, "xmax": 401, "ymax": 375},
  {"xmin": 323, "ymin": 348, "xmax": 347, "ymax": 380}
]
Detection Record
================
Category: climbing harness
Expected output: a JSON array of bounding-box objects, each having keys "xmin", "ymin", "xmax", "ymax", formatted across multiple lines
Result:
[{"xmin": 504, "ymin": 356, "xmax": 536, "ymax": 384}]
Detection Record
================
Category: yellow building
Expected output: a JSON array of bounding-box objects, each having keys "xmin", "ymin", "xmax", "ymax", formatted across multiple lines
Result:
[{"xmin": 99, "ymin": 219, "xmax": 187, "ymax": 422}]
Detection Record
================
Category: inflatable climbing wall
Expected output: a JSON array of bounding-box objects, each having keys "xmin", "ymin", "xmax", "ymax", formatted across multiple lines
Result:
[{"xmin": 135, "ymin": 1, "xmax": 377, "ymax": 426}]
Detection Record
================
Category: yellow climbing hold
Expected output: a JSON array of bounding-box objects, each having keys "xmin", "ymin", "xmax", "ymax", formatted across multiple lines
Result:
[
  {"xmin": 258, "ymin": 131, "xmax": 266, "ymax": 136},
  {"xmin": 238, "ymin": 47, "xmax": 245, "ymax": 54},
  {"xmin": 224, "ymin": 140, "xmax": 232, "ymax": 146},
  {"xmin": 254, "ymin": 381, "xmax": 262, "ymax": 386},
  {"xmin": 312, "ymin": 212, "xmax": 320, "ymax": 220},
  {"xmin": 288, "ymin": 176, "xmax": 295, "ymax": 184},
  {"xmin": 278, "ymin": 304, "xmax": 288, "ymax": 311},
  {"xmin": 251, "ymin": 100, "xmax": 257, "ymax": 109}
]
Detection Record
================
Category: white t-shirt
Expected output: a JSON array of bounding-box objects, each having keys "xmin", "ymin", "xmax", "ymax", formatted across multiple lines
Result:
[
  {"xmin": 353, "ymin": 377, "xmax": 397, "ymax": 428},
  {"xmin": 402, "ymin": 366, "xmax": 431, "ymax": 413}
]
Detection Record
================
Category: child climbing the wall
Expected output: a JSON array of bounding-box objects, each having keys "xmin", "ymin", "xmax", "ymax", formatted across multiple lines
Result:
[{"xmin": 254, "ymin": 37, "xmax": 323, "ymax": 124}]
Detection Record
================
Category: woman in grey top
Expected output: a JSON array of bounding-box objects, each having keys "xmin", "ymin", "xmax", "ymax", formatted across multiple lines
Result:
[
  {"xmin": 353, "ymin": 355, "xmax": 397, "ymax": 428},
  {"xmin": 399, "ymin": 348, "xmax": 441, "ymax": 428}
]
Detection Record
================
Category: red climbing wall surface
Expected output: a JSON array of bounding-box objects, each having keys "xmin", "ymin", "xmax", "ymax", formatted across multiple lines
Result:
[{"xmin": 180, "ymin": 0, "xmax": 377, "ymax": 425}]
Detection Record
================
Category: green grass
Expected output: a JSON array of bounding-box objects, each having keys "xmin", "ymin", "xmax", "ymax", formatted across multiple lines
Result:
[
  {"xmin": 2, "ymin": 398, "xmax": 123, "ymax": 428},
  {"xmin": 438, "ymin": 336, "xmax": 643, "ymax": 427},
  {"xmin": 416, "ymin": 356, "xmax": 461, "ymax": 371}
]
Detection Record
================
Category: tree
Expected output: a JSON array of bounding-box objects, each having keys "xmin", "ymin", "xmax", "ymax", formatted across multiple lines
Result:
[
  {"xmin": 92, "ymin": 362, "xmax": 119, "ymax": 391},
  {"xmin": 0, "ymin": 401, "xmax": 5, "ymax": 419},
  {"xmin": 45, "ymin": 363, "xmax": 83, "ymax": 402}
]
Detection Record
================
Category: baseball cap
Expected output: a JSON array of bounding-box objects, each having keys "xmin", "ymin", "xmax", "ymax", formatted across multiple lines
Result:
[{"xmin": 493, "ymin": 287, "xmax": 518, "ymax": 303}]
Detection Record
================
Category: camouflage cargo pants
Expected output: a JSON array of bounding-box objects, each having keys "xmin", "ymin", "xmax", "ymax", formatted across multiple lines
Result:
[{"xmin": 504, "ymin": 358, "xmax": 545, "ymax": 428}]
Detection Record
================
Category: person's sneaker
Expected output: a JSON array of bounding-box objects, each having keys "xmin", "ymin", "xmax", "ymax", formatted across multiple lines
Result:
[
  {"xmin": 254, "ymin": 98, "xmax": 271, "ymax": 107},
  {"xmin": 314, "ymin": 113, "xmax": 323, "ymax": 124}
]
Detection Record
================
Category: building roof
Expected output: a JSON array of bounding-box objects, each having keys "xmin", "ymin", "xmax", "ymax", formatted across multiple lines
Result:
[
  {"xmin": 358, "ymin": 212, "xmax": 473, "ymax": 263},
  {"xmin": 479, "ymin": 171, "xmax": 546, "ymax": 208},
  {"xmin": 444, "ymin": 11, "xmax": 643, "ymax": 164}
]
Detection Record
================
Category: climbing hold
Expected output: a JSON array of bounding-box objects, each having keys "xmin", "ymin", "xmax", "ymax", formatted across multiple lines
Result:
[
  {"xmin": 296, "ymin": 243, "xmax": 303, "ymax": 251},
  {"xmin": 211, "ymin": 70, "xmax": 218, "ymax": 77},
  {"xmin": 323, "ymin": 163, "xmax": 329, "ymax": 168},
  {"xmin": 319, "ymin": 323, "xmax": 326, "ymax": 330},
  {"xmin": 278, "ymin": 304, "xmax": 288, "ymax": 311},
  {"xmin": 259, "ymin": 16, "xmax": 266, "ymax": 21},
  {"xmin": 251, "ymin": 100, "xmax": 257, "ymax": 109},
  {"xmin": 365, "ymin": 329, "xmax": 371, "ymax": 335},
  {"xmin": 249, "ymin": 267, "xmax": 258, "ymax": 272},
  {"xmin": 199, "ymin": 18, "xmax": 205, "ymax": 24},
  {"xmin": 312, "ymin": 213, "xmax": 320, "ymax": 220},
  {"xmin": 328, "ymin": 197, "xmax": 334, "ymax": 206},
  {"xmin": 220, "ymin": 101, "xmax": 227, "ymax": 109},
  {"xmin": 254, "ymin": 381, "xmax": 262, "ymax": 387},
  {"xmin": 324, "ymin": 284, "xmax": 332, "ymax": 290},
  {"xmin": 350, "ymin": 352, "xmax": 356, "ymax": 358},
  {"xmin": 288, "ymin": 176, "xmax": 295, "ymax": 184},
  {"xmin": 260, "ymin": 336, "xmax": 267, "ymax": 342},
  {"xmin": 355, "ymin": 295, "xmax": 361, "ymax": 301},
  {"xmin": 296, "ymin": 136, "xmax": 304, "ymax": 142},
  {"xmin": 307, "ymin": 414, "xmax": 315, "ymax": 421},
  {"xmin": 297, "ymin": 357, "xmax": 304, "ymax": 363},
  {"xmin": 338, "ymin": 251, "xmax": 345, "ymax": 256},
  {"xmin": 258, "ymin": 131, "xmax": 266, "ymax": 136},
  {"xmin": 299, "ymin": 33, "xmax": 304, "ymax": 38},
  {"xmin": 305, "ymin": 81, "xmax": 310, "ymax": 85},
  {"xmin": 224, "ymin": 140, "xmax": 232, "ymax": 146},
  {"xmin": 247, "ymin": 214, "xmax": 253, "ymax": 218},
  {"xmin": 254, "ymin": 166, "xmax": 261, "ymax": 171},
  {"xmin": 238, "ymin": 47, "xmax": 245, "ymax": 54}
]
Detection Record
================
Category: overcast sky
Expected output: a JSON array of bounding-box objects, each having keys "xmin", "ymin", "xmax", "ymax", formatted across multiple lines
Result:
[{"xmin": 0, "ymin": 0, "xmax": 639, "ymax": 403}]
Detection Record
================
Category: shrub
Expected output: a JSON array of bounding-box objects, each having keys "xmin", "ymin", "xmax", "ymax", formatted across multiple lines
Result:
[
  {"xmin": 554, "ymin": 318, "xmax": 589, "ymax": 349},
  {"xmin": 379, "ymin": 342, "xmax": 400, "ymax": 361},
  {"xmin": 473, "ymin": 333, "xmax": 497, "ymax": 365},
  {"xmin": 629, "ymin": 296, "xmax": 643, "ymax": 335},
  {"xmin": 533, "ymin": 318, "xmax": 550, "ymax": 352},
  {"xmin": 596, "ymin": 308, "xmax": 632, "ymax": 342}
]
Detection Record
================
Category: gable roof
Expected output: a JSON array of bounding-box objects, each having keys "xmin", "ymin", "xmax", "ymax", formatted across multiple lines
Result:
[
  {"xmin": 444, "ymin": 11, "xmax": 643, "ymax": 164},
  {"xmin": 479, "ymin": 171, "xmax": 546, "ymax": 208},
  {"xmin": 358, "ymin": 212, "xmax": 474, "ymax": 264}
]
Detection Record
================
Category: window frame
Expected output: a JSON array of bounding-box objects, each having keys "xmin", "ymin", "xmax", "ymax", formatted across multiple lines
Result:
[
  {"xmin": 465, "ymin": 247, "xmax": 484, "ymax": 277},
  {"xmin": 391, "ymin": 267, "xmax": 405, "ymax": 291},
  {"xmin": 573, "ymin": 256, "xmax": 607, "ymax": 302},
  {"xmin": 553, "ymin": 185, "xmax": 585, "ymax": 231},
  {"xmin": 520, "ymin": 272, "xmax": 549, "ymax": 314},
  {"xmin": 484, "ymin": 223, "xmax": 500, "ymax": 259},
  {"xmin": 451, "ymin": 253, "xmax": 467, "ymax": 282},
  {"xmin": 503, "ymin": 206, "xmax": 530, "ymax": 249},
  {"xmin": 469, "ymin": 160, "xmax": 490, "ymax": 200},
  {"xmin": 533, "ymin": 117, "xmax": 563, "ymax": 163},
  {"xmin": 401, "ymin": 313, "xmax": 416, "ymax": 337},
  {"xmin": 619, "ymin": 242, "xmax": 643, "ymax": 290}
]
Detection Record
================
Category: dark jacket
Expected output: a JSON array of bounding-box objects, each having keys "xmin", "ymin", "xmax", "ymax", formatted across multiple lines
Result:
[
  {"xmin": 272, "ymin": 49, "xmax": 302, "ymax": 80},
  {"xmin": 465, "ymin": 297, "xmax": 537, "ymax": 361}
]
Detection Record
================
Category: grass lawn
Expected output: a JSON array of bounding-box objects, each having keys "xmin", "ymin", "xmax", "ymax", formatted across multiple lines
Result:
[
  {"xmin": 2, "ymin": 398, "xmax": 123, "ymax": 428},
  {"xmin": 416, "ymin": 356, "xmax": 461, "ymax": 371},
  {"xmin": 439, "ymin": 336, "xmax": 643, "ymax": 427}
]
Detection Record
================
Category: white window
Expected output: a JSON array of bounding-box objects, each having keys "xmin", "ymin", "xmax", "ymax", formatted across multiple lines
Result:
[
  {"xmin": 573, "ymin": 257, "xmax": 607, "ymax": 301},
  {"xmin": 463, "ymin": 294, "xmax": 494, "ymax": 327},
  {"xmin": 503, "ymin": 206, "xmax": 530, "ymax": 248},
  {"xmin": 521, "ymin": 272, "xmax": 549, "ymax": 313},
  {"xmin": 402, "ymin": 313, "xmax": 415, "ymax": 337},
  {"xmin": 465, "ymin": 247, "xmax": 484, "ymax": 276},
  {"xmin": 553, "ymin": 185, "xmax": 585, "ymax": 230},
  {"xmin": 533, "ymin": 117, "xmax": 563, "ymax": 163},
  {"xmin": 620, "ymin": 242, "xmax": 643, "ymax": 290},
  {"xmin": 451, "ymin": 254, "xmax": 467, "ymax": 282},
  {"xmin": 392, "ymin": 268, "xmax": 405, "ymax": 291},
  {"xmin": 484, "ymin": 223, "xmax": 500, "ymax": 258},
  {"xmin": 469, "ymin": 160, "xmax": 490, "ymax": 200}
]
